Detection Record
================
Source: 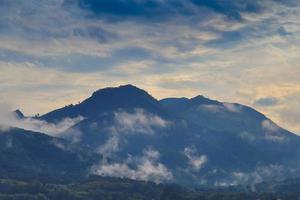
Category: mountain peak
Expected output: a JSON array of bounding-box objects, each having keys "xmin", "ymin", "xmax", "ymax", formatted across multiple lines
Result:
[
  {"xmin": 41, "ymin": 84, "xmax": 164, "ymax": 122},
  {"xmin": 91, "ymin": 84, "xmax": 145, "ymax": 97},
  {"xmin": 13, "ymin": 109, "xmax": 25, "ymax": 119},
  {"xmin": 190, "ymin": 95, "xmax": 220, "ymax": 105}
]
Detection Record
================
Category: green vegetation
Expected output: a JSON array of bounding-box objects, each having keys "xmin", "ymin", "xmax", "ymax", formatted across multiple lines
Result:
[{"xmin": 1, "ymin": 176, "xmax": 298, "ymax": 200}]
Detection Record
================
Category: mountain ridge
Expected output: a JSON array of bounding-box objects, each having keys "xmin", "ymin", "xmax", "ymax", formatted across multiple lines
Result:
[{"xmin": 5, "ymin": 84, "xmax": 300, "ymax": 186}]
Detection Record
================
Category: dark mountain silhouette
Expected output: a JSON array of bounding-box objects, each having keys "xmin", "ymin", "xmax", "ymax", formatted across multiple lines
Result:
[
  {"xmin": 8, "ymin": 85, "xmax": 300, "ymax": 186},
  {"xmin": 0, "ymin": 128, "xmax": 98, "ymax": 182},
  {"xmin": 40, "ymin": 84, "xmax": 167, "ymax": 123},
  {"xmin": 12, "ymin": 109, "xmax": 25, "ymax": 119}
]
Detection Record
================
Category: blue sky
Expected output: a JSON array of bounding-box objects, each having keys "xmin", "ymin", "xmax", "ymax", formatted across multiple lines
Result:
[{"xmin": 0, "ymin": 0, "xmax": 300, "ymax": 134}]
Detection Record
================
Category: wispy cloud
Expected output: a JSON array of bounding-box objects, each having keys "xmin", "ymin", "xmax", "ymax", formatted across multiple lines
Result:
[
  {"xmin": 0, "ymin": 102, "xmax": 84, "ymax": 136},
  {"xmin": 92, "ymin": 147, "xmax": 173, "ymax": 183},
  {"xmin": 183, "ymin": 146, "xmax": 207, "ymax": 170},
  {"xmin": 215, "ymin": 164, "xmax": 288, "ymax": 188},
  {"xmin": 98, "ymin": 109, "xmax": 168, "ymax": 157},
  {"xmin": 112, "ymin": 109, "xmax": 168, "ymax": 135}
]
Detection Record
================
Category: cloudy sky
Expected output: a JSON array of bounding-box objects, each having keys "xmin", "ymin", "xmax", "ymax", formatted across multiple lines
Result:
[{"xmin": 0, "ymin": 0, "xmax": 299, "ymax": 134}]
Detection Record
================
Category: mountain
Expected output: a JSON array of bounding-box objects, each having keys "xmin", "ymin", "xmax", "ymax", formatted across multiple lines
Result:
[
  {"xmin": 12, "ymin": 109, "xmax": 25, "ymax": 119},
  {"xmin": 0, "ymin": 128, "xmax": 98, "ymax": 182},
  {"xmin": 40, "ymin": 84, "xmax": 167, "ymax": 123},
  {"xmin": 21, "ymin": 85, "xmax": 300, "ymax": 186}
]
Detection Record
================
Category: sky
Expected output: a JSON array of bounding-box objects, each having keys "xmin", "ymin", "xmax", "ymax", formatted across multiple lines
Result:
[{"xmin": 0, "ymin": 0, "xmax": 299, "ymax": 134}]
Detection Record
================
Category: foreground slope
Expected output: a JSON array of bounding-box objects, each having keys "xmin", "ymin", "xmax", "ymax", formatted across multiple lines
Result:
[
  {"xmin": 0, "ymin": 128, "xmax": 98, "ymax": 182},
  {"xmin": 0, "ymin": 176, "xmax": 296, "ymax": 200}
]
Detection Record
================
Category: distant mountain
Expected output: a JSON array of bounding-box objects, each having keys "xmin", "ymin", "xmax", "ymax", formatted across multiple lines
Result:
[
  {"xmin": 16, "ymin": 85, "xmax": 300, "ymax": 186},
  {"xmin": 40, "ymin": 84, "xmax": 167, "ymax": 123},
  {"xmin": 12, "ymin": 109, "xmax": 25, "ymax": 119},
  {"xmin": 0, "ymin": 128, "xmax": 98, "ymax": 182}
]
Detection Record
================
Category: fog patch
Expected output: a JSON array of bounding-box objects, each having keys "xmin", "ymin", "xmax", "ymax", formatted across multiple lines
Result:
[
  {"xmin": 0, "ymin": 102, "xmax": 84, "ymax": 136},
  {"xmin": 98, "ymin": 109, "xmax": 168, "ymax": 158},
  {"xmin": 113, "ymin": 108, "xmax": 168, "ymax": 135},
  {"xmin": 262, "ymin": 120, "xmax": 286, "ymax": 142},
  {"xmin": 198, "ymin": 104, "xmax": 223, "ymax": 113},
  {"xmin": 223, "ymin": 103, "xmax": 242, "ymax": 113},
  {"xmin": 215, "ymin": 164, "xmax": 286, "ymax": 189},
  {"xmin": 198, "ymin": 103, "xmax": 242, "ymax": 113},
  {"xmin": 239, "ymin": 131, "xmax": 256, "ymax": 142},
  {"xmin": 92, "ymin": 147, "xmax": 173, "ymax": 183},
  {"xmin": 183, "ymin": 146, "xmax": 207, "ymax": 170},
  {"xmin": 98, "ymin": 134, "xmax": 120, "ymax": 157},
  {"xmin": 262, "ymin": 120, "xmax": 280, "ymax": 132}
]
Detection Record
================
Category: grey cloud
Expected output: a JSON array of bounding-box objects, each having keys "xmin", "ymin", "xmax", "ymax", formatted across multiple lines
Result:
[
  {"xmin": 77, "ymin": 0, "xmax": 264, "ymax": 21},
  {"xmin": 253, "ymin": 97, "xmax": 279, "ymax": 107}
]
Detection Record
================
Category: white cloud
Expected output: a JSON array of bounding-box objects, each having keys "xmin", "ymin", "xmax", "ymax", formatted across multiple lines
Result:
[
  {"xmin": 0, "ymin": 102, "xmax": 84, "ymax": 136},
  {"xmin": 92, "ymin": 147, "xmax": 173, "ymax": 183},
  {"xmin": 261, "ymin": 119, "xmax": 286, "ymax": 142},
  {"xmin": 231, "ymin": 164, "xmax": 285, "ymax": 188},
  {"xmin": 223, "ymin": 103, "xmax": 242, "ymax": 113},
  {"xmin": 113, "ymin": 109, "xmax": 168, "ymax": 135},
  {"xmin": 183, "ymin": 146, "xmax": 207, "ymax": 170},
  {"xmin": 198, "ymin": 103, "xmax": 242, "ymax": 113},
  {"xmin": 215, "ymin": 164, "xmax": 287, "ymax": 188},
  {"xmin": 198, "ymin": 104, "xmax": 223, "ymax": 113},
  {"xmin": 97, "ymin": 134, "xmax": 120, "ymax": 157},
  {"xmin": 98, "ymin": 109, "xmax": 168, "ymax": 158},
  {"xmin": 0, "ymin": 0, "xmax": 300, "ymax": 137},
  {"xmin": 262, "ymin": 119, "xmax": 280, "ymax": 132},
  {"xmin": 239, "ymin": 131, "xmax": 256, "ymax": 142}
]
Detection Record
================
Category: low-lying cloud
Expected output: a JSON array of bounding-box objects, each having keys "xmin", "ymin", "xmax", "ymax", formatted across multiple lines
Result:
[
  {"xmin": 198, "ymin": 103, "xmax": 242, "ymax": 113},
  {"xmin": 98, "ymin": 109, "xmax": 168, "ymax": 157},
  {"xmin": 0, "ymin": 102, "xmax": 84, "ymax": 136},
  {"xmin": 183, "ymin": 146, "xmax": 207, "ymax": 170},
  {"xmin": 261, "ymin": 119, "xmax": 286, "ymax": 142},
  {"xmin": 113, "ymin": 108, "xmax": 168, "ymax": 135},
  {"xmin": 215, "ymin": 164, "xmax": 287, "ymax": 188},
  {"xmin": 92, "ymin": 147, "xmax": 173, "ymax": 183}
]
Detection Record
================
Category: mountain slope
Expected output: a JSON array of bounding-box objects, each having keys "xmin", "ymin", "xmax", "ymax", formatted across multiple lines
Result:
[
  {"xmin": 18, "ymin": 85, "xmax": 300, "ymax": 186},
  {"xmin": 40, "ymin": 84, "xmax": 167, "ymax": 123},
  {"xmin": 0, "ymin": 128, "xmax": 98, "ymax": 182}
]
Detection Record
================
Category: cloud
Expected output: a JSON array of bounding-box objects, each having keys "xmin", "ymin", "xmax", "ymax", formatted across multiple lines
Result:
[
  {"xmin": 215, "ymin": 164, "xmax": 289, "ymax": 188},
  {"xmin": 92, "ymin": 147, "xmax": 173, "ymax": 183},
  {"xmin": 0, "ymin": 102, "xmax": 84, "ymax": 136},
  {"xmin": 93, "ymin": 110, "xmax": 171, "ymax": 182},
  {"xmin": 183, "ymin": 146, "xmax": 207, "ymax": 170},
  {"xmin": 239, "ymin": 131, "xmax": 257, "ymax": 142},
  {"xmin": 77, "ymin": 0, "xmax": 264, "ymax": 21},
  {"xmin": 0, "ymin": 0, "xmax": 300, "ymax": 136},
  {"xmin": 112, "ymin": 108, "xmax": 168, "ymax": 135},
  {"xmin": 198, "ymin": 103, "xmax": 242, "ymax": 113},
  {"xmin": 198, "ymin": 104, "xmax": 223, "ymax": 113},
  {"xmin": 261, "ymin": 119, "xmax": 286, "ymax": 142},
  {"xmin": 97, "ymin": 134, "xmax": 120, "ymax": 157},
  {"xmin": 98, "ymin": 109, "xmax": 168, "ymax": 157},
  {"xmin": 262, "ymin": 119, "xmax": 280, "ymax": 132},
  {"xmin": 253, "ymin": 97, "xmax": 279, "ymax": 107},
  {"xmin": 223, "ymin": 103, "xmax": 242, "ymax": 113}
]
